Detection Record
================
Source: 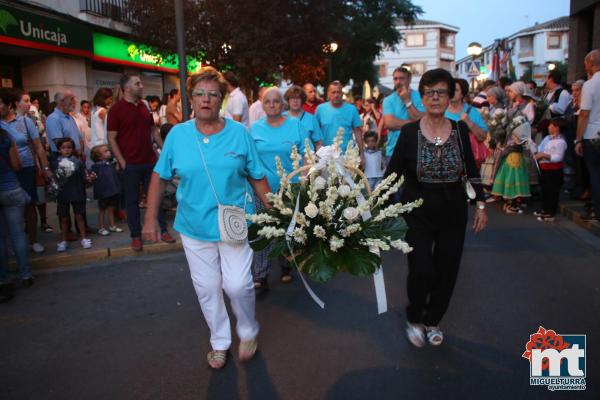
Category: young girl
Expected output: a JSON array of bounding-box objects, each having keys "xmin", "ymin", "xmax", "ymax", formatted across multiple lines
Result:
[
  {"xmin": 53, "ymin": 138, "xmax": 93, "ymax": 251},
  {"xmin": 91, "ymin": 145, "xmax": 123, "ymax": 235},
  {"xmin": 533, "ymin": 118, "xmax": 568, "ymax": 222}
]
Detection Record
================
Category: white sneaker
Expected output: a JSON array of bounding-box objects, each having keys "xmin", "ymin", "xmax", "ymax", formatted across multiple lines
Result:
[
  {"xmin": 56, "ymin": 241, "xmax": 68, "ymax": 252},
  {"xmin": 108, "ymin": 226, "xmax": 123, "ymax": 233},
  {"xmin": 98, "ymin": 228, "xmax": 110, "ymax": 236},
  {"xmin": 31, "ymin": 242, "xmax": 45, "ymax": 253},
  {"xmin": 81, "ymin": 238, "xmax": 92, "ymax": 249}
]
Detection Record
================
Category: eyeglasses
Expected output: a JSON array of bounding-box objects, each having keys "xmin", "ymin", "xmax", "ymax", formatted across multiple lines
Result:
[
  {"xmin": 423, "ymin": 89, "xmax": 449, "ymax": 98},
  {"xmin": 191, "ymin": 90, "xmax": 221, "ymax": 99}
]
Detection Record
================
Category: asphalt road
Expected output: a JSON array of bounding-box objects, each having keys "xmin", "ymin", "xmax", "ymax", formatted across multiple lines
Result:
[{"xmin": 2, "ymin": 206, "xmax": 599, "ymax": 400}]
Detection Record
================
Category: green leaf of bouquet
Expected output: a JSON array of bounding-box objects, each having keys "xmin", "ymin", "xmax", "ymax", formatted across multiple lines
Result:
[
  {"xmin": 340, "ymin": 247, "xmax": 380, "ymax": 276},
  {"xmin": 269, "ymin": 239, "xmax": 288, "ymax": 259},
  {"xmin": 299, "ymin": 241, "xmax": 337, "ymax": 283}
]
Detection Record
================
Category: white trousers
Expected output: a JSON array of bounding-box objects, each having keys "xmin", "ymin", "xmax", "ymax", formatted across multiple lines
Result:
[{"xmin": 181, "ymin": 234, "xmax": 259, "ymax": 350}]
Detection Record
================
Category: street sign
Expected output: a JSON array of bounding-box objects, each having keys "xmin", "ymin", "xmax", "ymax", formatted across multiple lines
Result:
[{"xmin": 468, "ymin": 61, "xmax": 480, "ymax": 77}]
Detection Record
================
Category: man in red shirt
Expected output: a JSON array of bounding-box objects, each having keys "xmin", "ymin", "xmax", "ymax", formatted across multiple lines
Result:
[
  {"xmin": 107, "ymin": 74, "xmax": 175, "ymax": 251},
  {"xmin": 302, "ymin": 83, "xmax": 323, "ymax": 114}
]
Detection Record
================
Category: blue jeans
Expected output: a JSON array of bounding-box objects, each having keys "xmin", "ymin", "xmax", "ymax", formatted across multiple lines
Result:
[
  {"xmin": 0, "ymin": 188, "xmax": 32, "ymax": 282},
  {"xmin": 122, "ymin": 163, "xmax": 167, "ymax": 238},
  {"xmin": 583, "ymin": 140, "xmax": 600, "ymax": 215}
]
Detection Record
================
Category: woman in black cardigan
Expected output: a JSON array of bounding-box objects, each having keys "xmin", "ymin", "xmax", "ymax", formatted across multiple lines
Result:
[{"xmin": 384, "ymin": 69, "xmax": 488, "ymax": 347}]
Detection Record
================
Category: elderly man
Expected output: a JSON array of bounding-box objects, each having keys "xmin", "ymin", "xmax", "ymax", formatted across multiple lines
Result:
[
  {"xmin": 302, "ymin": 83, "xmax": 323, "ymax": 114},
  {"xmin": 575, "ymin": 49, "xmax": 600, "ymax": 221},
  {"xmin": 45, "ymin": 90, "xmax": 84, "ymax": 157},
  {"xmin": 315, "ymin": 81, "xmax": 364, "ymax": 160},
  {"xmin": 108, "ymin": 74, "xmax": 174, "ymax": 250},
  {"xmin": 383, "ymin": 67, "xmax": 425, "ymax": 159},
  {"xmin": 248, "ymin": 86, "xmax": 267, "ymax": 126}
]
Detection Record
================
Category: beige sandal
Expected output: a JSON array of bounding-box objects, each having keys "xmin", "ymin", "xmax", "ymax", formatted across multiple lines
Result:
[
  {"xmin": 207, "ymin": 350, "xmax": 227, "ymax": 369},
  {"xmin": 239, "ymin": 338, "xmax": 258, "ymax": 362}
]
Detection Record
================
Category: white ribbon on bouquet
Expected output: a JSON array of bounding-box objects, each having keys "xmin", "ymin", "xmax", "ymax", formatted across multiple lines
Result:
[{"xmin": 286, "ymin": 145, "xmax": 388, "ymax": 314}]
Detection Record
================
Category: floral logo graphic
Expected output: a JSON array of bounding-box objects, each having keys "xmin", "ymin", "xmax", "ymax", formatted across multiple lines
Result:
[
  {"xmin": 522, "ymin": 326, "xmax": 570, "ymax": 371},
  {"xmin": 0, "ymin": 10, "xmax": 18, "ymax": 34}
]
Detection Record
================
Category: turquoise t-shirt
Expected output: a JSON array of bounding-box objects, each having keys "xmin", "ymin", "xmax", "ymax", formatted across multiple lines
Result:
[
  {"xmin": 383, "ymin": 90, "xmax": 425, "ymax": 157},
  {"xmin": 0, "ymin": 116, "xmax": 40, "ymax": 168},
  {"xmin": 250, "ymin": 117, "xmax": 307, "ymax": 193},
  {"xmin": 315, "ymin": 102, "xmax": 362, "ymax": 151},
  {"xmin": 154, "ymin": 119, "xmax": 264, "ymax": 242},
  {"xmin": 445, "ymin": 104, "xmax": 488, "ymax": 132},
  {"xmin": 283, "ymin": 111, "xmax": 322, "ymax": 145}
]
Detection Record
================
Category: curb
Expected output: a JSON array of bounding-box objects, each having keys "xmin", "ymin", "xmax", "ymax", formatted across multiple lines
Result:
[
  {"xmin": 560, "ymin": 202, "xmax": 600, "ymax": 238},
  {"xmin": 10, "ymin": 241, "xmax": 183, "ymax": 271}
]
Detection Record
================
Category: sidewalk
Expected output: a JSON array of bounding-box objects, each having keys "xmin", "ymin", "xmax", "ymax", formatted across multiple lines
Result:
[
  {"xmin": 8, "ymin": 196, "xmax": 182, "ymax": 272},
  {"xmin": 559, "ymin": 198, "xmax": 600, "ymax": 238}
]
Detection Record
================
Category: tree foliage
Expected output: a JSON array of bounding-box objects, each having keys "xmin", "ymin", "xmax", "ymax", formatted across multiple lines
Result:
[{"xmin": 127, "ymin": 0, "xmax": 422, "ymax": 88}]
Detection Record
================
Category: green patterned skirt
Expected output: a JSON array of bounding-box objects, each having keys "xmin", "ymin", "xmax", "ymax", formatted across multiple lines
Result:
[{"xmin": 491, "ymin": 152, "xmax": 531, "ymax": 199}]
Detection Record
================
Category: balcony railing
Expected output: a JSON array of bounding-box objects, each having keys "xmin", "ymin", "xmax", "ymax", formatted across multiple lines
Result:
[{"xmin": 80, "ymin": 0, "xmax": 135, "ymax": 24}]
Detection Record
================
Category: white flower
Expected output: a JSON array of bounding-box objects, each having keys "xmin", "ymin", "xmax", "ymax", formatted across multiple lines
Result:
[
  {"xmin": 246, "ymin": 213, "xmax": 279, "ymax": 224},
  {"xmin": 337, "ymin": 185, "xmax": 351, "ymax": 197},
  {"xmin": 390, "ymin": 239, "xmax": 413, "ymax": 254},
  {"xmin": 339, "ymin": 223, "xmax": 362, "ymax": 237},
  {"xmin": 343, "ymin": 207, "xmax": 359, "ymax": 221},
  {"xmin": 257, "ymin": 226, "xmax": 286, "ymax": 239},
  {"xmin": 313, "ymin": 225, "xmax": 327, "ymax": 239},
  {"xmin": 292, "ymin": 228, "xmax": 307, "ymax": 244},
  {"xmin": 313, "ymin": 176, "xmax": 327, "ymax": 190},
  {"xmin": 329, "ymin": 236, "xmax": 344, "ymax": 252},
  {"xmin": 304, "ymin": 203, "xmax": 319, "ymax": 219},
  {"xmin": 360, "ymin": 238, "xmax": 390, "ymax": 251},
  {"xmin": 492, "ymin": 108, "xmax": 505, "ymax": 118}
]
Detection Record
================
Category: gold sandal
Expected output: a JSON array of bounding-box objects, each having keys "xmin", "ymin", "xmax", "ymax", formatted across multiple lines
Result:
[
  {"xmin": 239, "ymin": 338, "xmax": 258, "ymax": 362},
  {"xmin": 207, "ymin": 350, "xmax": 227, "ymax": 369}
]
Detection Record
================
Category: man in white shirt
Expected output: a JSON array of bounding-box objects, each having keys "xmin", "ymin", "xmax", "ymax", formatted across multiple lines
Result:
[
  {"xmin": 223, "ymin": 71, "xmax": 250, "ymax": 127},
  {"xmin": 248, "ymin": 86, "xmax": 267, "ymax": 126},
  {"xmin": 575, "ymin": 49, "xmax": 600, "ymax": 221},
  {"xmin": 544, "ymin": 70, "xmax": 572, "ymax": 118}
]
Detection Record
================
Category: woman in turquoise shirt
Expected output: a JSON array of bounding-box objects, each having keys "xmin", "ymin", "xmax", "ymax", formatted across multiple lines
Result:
[
  {"xmin": 250, "ymin": 87, "xmax": 308, "ymax": 290},
  {"xmin": 284, "ymin": 85, "xmax": 322, "ymax": 149},
  {"xmin": 444, "ymin": 78, "xmax": 488, "ymax": 141},
  {"xmin": 143, "ymin": 67, "xmax": 270, "ymax": 370}
]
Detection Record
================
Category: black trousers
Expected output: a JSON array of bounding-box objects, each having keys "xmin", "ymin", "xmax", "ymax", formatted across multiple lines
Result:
[
  {"xmin": 540, "ymin": 169, "xmax": 563, "ymax": 216},
  {"xmin": 402, "ymin": 183, "xmax": 467, "ymax": 327}
]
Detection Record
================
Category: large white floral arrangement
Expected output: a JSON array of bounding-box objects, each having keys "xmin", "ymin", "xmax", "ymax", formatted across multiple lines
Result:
[{"xmin": 247, "ymin": 129, "xmax": 422, "ymax": 283}]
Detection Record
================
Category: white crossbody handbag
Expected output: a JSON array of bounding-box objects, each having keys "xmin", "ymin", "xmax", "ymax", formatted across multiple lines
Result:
[{"xmin": 196, "ymin": 135, "xmax": 248, "ymax": 245}]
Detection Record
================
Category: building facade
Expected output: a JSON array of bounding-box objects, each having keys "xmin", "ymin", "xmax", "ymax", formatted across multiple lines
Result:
[
  {"xmin": 456, "ymin": 17, "xmax": 569, "ymax": 86},
  {"xmin": 375, "ymin": 19, "xmax": 459, "ymax": 91},
  {"xmin": 0, "ymin": 0, "xmax": 198, "ymax": 114},
  {"xmin": 569, "ymin": 0, "xmax": 600, "ymax": 82}
]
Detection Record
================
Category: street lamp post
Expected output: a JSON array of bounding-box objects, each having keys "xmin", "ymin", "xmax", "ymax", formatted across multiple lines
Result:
[
  {"xmin": 466, "ymin": 41, "xmax": 483, "ymax": 92},
  {"xmin": 174, "ymin": 0, "xmax": 190, "ymax": 120},
  {"xmin": 322, "ymin": 42, "xmax": 338, "ymax": 83}
]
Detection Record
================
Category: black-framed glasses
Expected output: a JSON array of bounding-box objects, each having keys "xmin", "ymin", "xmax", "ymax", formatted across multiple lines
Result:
[{"xmin": 423, "ymin": 89, "xmax": 449, "ymax": 98}]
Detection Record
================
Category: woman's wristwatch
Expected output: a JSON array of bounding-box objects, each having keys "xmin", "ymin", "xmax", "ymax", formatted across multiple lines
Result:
[{"xmin": 574, "ymin": 139, "xmax": 583, "ymax": 145}]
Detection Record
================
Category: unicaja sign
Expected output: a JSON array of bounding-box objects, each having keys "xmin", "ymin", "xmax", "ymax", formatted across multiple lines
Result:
[
  {"xmin": 0, "ymin": 4, "xmax": 91, "ymax": 55},
  {"xmin": 523, "ymin": 326, "xmax": 586, "ymax": 391},
  {"xmin": 19, "ymin": 20, "xmax": 67, "ymax": 47}
]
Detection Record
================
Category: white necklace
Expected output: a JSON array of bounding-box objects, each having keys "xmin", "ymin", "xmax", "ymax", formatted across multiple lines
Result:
[{"xmin": 434, "ymin": 136, "xmax": 443, "ymax": 146}]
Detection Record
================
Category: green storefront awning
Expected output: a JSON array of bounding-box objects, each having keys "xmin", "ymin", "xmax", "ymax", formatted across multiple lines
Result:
[
  {"xmin": 93, "ymin": 32, "xmax": 202, "ymax": 73},
  {"xmin": 0, "ymin": 3, "xmax": 92, "ymax": 56}
]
